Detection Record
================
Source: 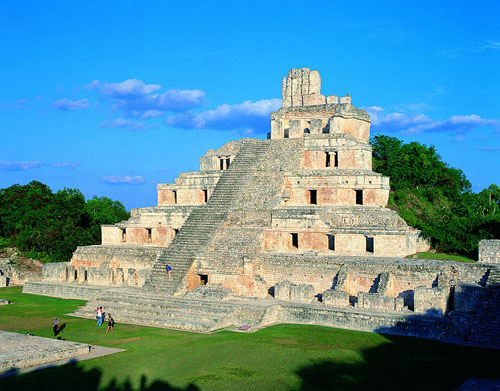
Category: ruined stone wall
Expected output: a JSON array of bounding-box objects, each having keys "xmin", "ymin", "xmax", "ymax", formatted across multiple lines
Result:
[
  {"xmin": 282, "ymin": 173, "xmax": 389, "ymax": 207},
  {"xmin": 478, "ymin": 239, "xmax": 500, "ymax": 263},
  {"xmin": 71, "ymin": 245, "xmax": 162, "ymax": 271},
  {"xmin": 199, "ymin": 140, "xmax": 242, "ymax": 171}
]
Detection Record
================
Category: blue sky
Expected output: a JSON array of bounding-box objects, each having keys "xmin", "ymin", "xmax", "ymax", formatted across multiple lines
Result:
[{"xmin": 1, "ymin": 1, "xmax": 499, "ymax": 210}]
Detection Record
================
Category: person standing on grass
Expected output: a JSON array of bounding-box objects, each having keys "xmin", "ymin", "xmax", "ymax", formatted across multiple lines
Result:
[
  {"xmin": 52, "ymin": 317, "xmax": 60, "ymax": 336},
  {"xmin": 97, "ymin": 307, "xmax": 103, "ymax": 326},
  {"xmin": 106, "ymin": 313, "xmax": 115, "ymax": 333}
]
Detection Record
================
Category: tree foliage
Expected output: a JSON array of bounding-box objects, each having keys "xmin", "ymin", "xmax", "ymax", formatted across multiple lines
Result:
[
  {"xmin": 371, "ymin": 135, "xmax": 500, "ymax": 257},
  {"xmin": 0, "ymin": 181, "xmax": 129, "ymax": 262}
]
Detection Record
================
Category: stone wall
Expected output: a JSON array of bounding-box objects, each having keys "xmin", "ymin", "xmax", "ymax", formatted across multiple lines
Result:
[{"xmin": 478, "ymin": 239, "xmax": 500, "ymax": 263}]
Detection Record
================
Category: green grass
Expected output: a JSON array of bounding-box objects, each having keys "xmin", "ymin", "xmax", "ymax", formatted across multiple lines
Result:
[
  {"xmin": 0, "ymin": 286, "xmax": 498, "ymax": 391},
  {"xmin": 407, "ymin": 252, "xmax": 475, "ymax": 263}
]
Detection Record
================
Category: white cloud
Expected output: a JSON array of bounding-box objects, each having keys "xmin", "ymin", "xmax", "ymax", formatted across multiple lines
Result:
[
  {"xmin": 164, "ymin": 98, "xmax": 281, "ymax": 133},
  {"xmin": 100, "ymin": 175, "xmax": 145, "ymax": 185},
  {"xmin": 87, "ymin": 79, "xmax": 162, "ymax": 98},
  {"xmin": 364, "ymin": 106, "xmax": 500, "ymax": 135},
  {"xmin": 99, "ymin": 117, "xmax": 148, "ymax": 131},
  {"xmin": 53, "ymin": 98, "xmax": 90, "ymax": 111},
  {"xmin": 443, "ymin": 40, "xmax": 500, "ymax": 58},
  {"xmin": 477, "ymin": 147, "xmax": 500, "ymax": 151},
  {"xmin": 87, "ymin": 79, "xmax": 205, "ymax": 117},
  {"xmin": 0, "ymin": 161, "xmax": 44, "ymax": 171}
]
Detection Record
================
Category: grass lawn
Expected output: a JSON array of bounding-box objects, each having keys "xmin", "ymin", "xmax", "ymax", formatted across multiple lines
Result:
[
  {"xmin": 0, "ymin": 286, "xmax": 498, "ymax": 391},
  {"xmin": 407, "ymin": 252, "xmax": 475, "ymax": 263}
]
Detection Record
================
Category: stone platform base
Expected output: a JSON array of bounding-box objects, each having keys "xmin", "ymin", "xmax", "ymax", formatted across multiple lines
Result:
[
  {"xmin": 23, "ymin": 281, "xmax": 105, "ymax": 300},
  {"xmin": 21, "ymin": 282, "xmax": 499, "ymax": 349},
  {"xmin": 0, "ymin": 331, "xmax": 91, "ymax": 373}
]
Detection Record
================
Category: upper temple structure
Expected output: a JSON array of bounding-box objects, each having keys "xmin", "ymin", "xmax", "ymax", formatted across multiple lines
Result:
[
  {"xmin": 63, "ymin": 67, "xmax": 428, "ymax": 296},
  {"xmin": 24, "ymin": 69, "xmax": 500, "ymax": 348}
]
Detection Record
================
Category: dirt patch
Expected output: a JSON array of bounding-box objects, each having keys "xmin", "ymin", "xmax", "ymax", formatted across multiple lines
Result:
[
  {"xmin": 103, "ymin": 337, "xmax": 141, "ymax": 345},
  {"xmin": 271, "ymin": 339, "xmax": 299, "ymax": 346}
]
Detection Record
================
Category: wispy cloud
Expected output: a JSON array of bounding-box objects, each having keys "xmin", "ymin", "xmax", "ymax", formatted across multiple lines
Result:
[
  {"xmin": 0, "ymin": 160, "xmax": 81, "ymax": 170},
  {"xmin": 53, "ymin": 98, "xmax": 90, "ymax": 111},
  {"xmin": 164, "ymin": 98, "xmax": 281, "ymax": 133},
  {"xmin": 0, "ymin": 99, "xmax": 29, "ymax": 110},
  {"xmin": 51, "ymin": 162, "xmax": 79, "ymax": 168},
  {"xmin": 477, "ymin": 147, "xmax": 500, "ymax": 151},
  {"xmin": 0, "ymin": 160, "xmax": 44, "ymax": 171},
  {"xmin": 100, "ymin": 175, "xmax": 145, "ymax": 185},
  {"xmin": 99, "ymin": 117, "xmax": 153, "ymax": 131},
  {"xmin": 364, "ymin": 106, "xmax": 500, "ymax": 135},
  {"xmin": 442, "ymin": 40, "xmax": 500, "ymax": 58},
  {"xmin": 87, "ymin": 79, "xmax": 205, "ymax": 118}
]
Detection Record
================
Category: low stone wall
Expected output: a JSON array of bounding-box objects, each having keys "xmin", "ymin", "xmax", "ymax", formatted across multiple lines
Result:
[
  {"xmin": 0, "ymin": 330, "xmax": 90, "ymax": 373},
  {"xmin": 277, "ymin": 302, "xmax": 451, "ymax": 341},
  {"xmin": 71, "ymin": 245, "xmax": 163, "ymax": 271},
  {"xmin": 23, "ymin": 282, "xmax": 104, "ymax": 300},
  {"xmin": 478, "ymin": 240, "xmax": 500, "ymax": 264}
]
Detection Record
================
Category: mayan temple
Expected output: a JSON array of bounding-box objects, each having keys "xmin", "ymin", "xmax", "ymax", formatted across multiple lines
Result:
[{"xmin": 24, "ymin": 68, "xmax": 500, "ymax": 347}]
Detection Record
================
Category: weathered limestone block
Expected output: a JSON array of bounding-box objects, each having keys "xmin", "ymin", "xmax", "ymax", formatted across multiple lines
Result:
[
  {"xmin": 478, "ymin": 239, "xmax": 500, "ymax": 263},
  {"xmin": 333, "ymin": 268, "xmax": 348, "ymax": 291},
  {"xmin": 339, "ymin": 94, "xmax": 351, "ymax": 104},
  {"xmin": 326, "ymin": 95, "xmax": 339, "ymax": 104},
  {"xmin": 42, "ymin": 262, "xmax": 68, "ymax": 282},
  {"xmin": 0, "ymin": 275, "xmax": 7, "ymax": 287},
  {"xmin": 357, "ymin": 292, "xmax": 400, "ymax": 312},
  {"xmin": 78, "ymin": 266, "xmax": 86, "ymax": 283},
  {"xmin": 137, "ymin": 269, "xmax": 150, "ymax": 287},
  {"xmin": 414, "ymin": 286, "xmax": 450, "ymax": 316},
  {"xmin": 309, "ymin": 118, "xmax": 323, "ymax": 134},
  {"xmin": 453, "ymin": 284, "xmax": 484, "ymax": 312},
  {"xmin": 127, "ymin": 268, "xmax": 137, "ymax": 285},
  {"xmin": 66, "ymin": 265, "xmax": 76, "ymax": 282},
  {"xmin": 274, "ymin": 280, "xmax": 293, "ymax": 300},
  {"xmin": 376, "ymin": 272, "xmax": 394, "ymax": 295},
  {"xmin": 115, "ymin": 268, "xmax": 124, "ymax": 285},
  {"xmin": 290, "ymin": 283, "xmax": 315, "ymax": 303},
  {"xmin": 87, "ymin": 267, "xmax": 113, "ymax": 286},
  {"xmin": 322, "ymin": 289, "xmax": 349, "ymax": 307}
]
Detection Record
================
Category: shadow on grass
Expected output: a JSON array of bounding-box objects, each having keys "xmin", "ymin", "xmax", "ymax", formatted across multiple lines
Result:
[
  {"xmin": 294, "ymin": 334, "xmax": 500, "ymax": 391},
  {"xmin": 0, "ymin": 362, "xmax": 199, "ymax": 391}
]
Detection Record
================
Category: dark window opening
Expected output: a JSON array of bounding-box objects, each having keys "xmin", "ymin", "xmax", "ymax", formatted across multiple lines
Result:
[
  {"xmin": 291, "ymin": 233, "xmax": 299, "ymax": 248},
  {"xmin": 219, "ymin": 158, "xmax": 224, "ymax": 170},
  {"xmin": 284, "ymin": 128, "xmax": 289, "ymax": 138},
  {"xmin": 74, "ymin": 270, "xmax": 78, "ymax": 280},
  {"xmin": 146, "ymin": 228, "xmax": 152, "ymax": 242},
  {"xmin": 199, "ymin": 274, "xmax": 208, "ymax": 285},
  {"xmin": 334, "ymin": 152, "xmax": 338, "ymax": 167},
  {"xmin": 225, "ymin": 158, "xmax": 230, "ymax": 169},
  {"xmin": 366, "ymin": 237, "xmax": 374, "ymax": 253},
  {"xmin": 121, "ymin": 228, "xmax": 126, "ymax": 242},
  {"xmin": 309, "ymin": 189, "xmax": 317, "ymax": 205},
  {"xmin": 355, "ymin": 190, "xmax": 363, "ymax": 205},
  {"xmin": 203, "ymin": 189, "xmax": 208, "ymax": 203},
  {"xmin": 325, "ymin": 152, "xmax": 330, "ymax": 167},
  {"xmin": 84, "ymin": 270, "xmax": 88, "ymax": 281},
  {"xmin": 174, "ymin": 229, "xmax": 179, "ymax": 237},
  {"xmin": 328, "ymin": 234, "xmax": 335, "ymax": 251},
  {"xmin": 304, "ymin": 128, "xmax": 310, "ymax": 134},
  {"xmin": 173, "ymin": 190, "xmax": 177, "ymax": 204}
]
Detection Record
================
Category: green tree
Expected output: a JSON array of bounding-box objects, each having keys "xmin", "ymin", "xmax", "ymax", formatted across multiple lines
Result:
[{"xmin": 371, "ymin": 134, "xmax": 499, "ymax": 257}]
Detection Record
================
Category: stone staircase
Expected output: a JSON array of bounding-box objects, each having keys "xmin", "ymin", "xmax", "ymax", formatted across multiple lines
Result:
[
  {"xmin": 143, "ymin": 140, "xmax": 270, "ymax": 295},
  {"xmin": 72, "ymin": 290, "xmax": 240, "ymax": 332},
  {"xmin": 469, "ymin": 266, "xmax": 500, "ymax": 346}
]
